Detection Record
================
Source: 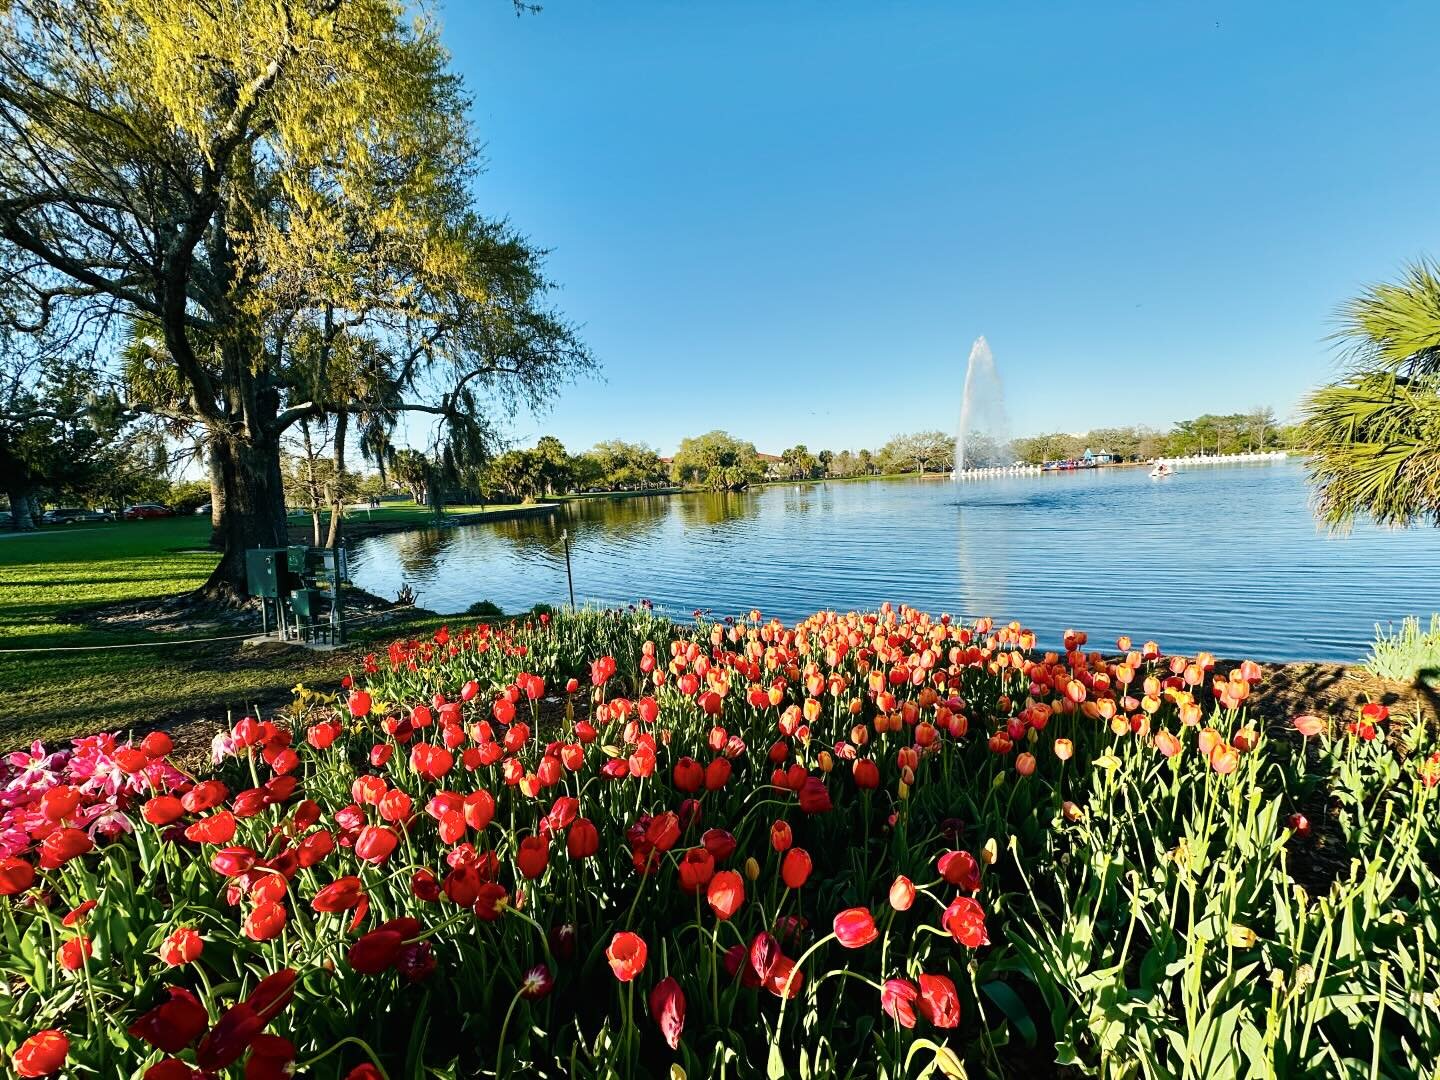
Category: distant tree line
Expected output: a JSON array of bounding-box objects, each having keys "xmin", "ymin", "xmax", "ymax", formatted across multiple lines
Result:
[{"xmin": 1010, "ymin": 408, "xmax": 1294, "ymax": 465}]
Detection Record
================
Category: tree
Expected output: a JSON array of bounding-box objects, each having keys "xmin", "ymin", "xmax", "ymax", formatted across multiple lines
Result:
[
  {"xmin": 532, "ymin": 436, "xmax": 572, "ymax": 497},
  {"xmin": 583, "ymin": 440, "xmax": 667, "ymax": 491},
  {"xmin": 390, "ymin": 449, "xmax": 433, "ymax": 507},
  {"xmin": 780, "ymin": 444, "xmax": 818, "ymax": 480},
  {"xmin": 671, "ymin": 431, "xmax": 764, "ymax": 491},
  {"xmin": 0, "ymin": 350, "xmax": 135, "ymax": 527},
  {"xmin": 856, "ymin": 449, "xmax": 874, "ymax": 475},
  {"xmin": 877, "ymin": 431, "xmax": 955, "ymax": 475},
  {"xmin": 1299, "ymin": 261, "xmax": 1440, "ymax": 528},
  {"xmin": 0, "ymin": 1, "xmax": 589, "ymax": 597}
]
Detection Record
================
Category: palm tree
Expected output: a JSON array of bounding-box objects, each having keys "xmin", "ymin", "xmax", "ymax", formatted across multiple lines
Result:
[{"xmin": 1300, "ymin": 260, "xmax": 1440, "ymax": 529}]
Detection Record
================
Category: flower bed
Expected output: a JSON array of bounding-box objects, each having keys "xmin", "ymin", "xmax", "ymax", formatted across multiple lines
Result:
[{"xmin": 2, "ymin": 606, "xmax": 1437, "ymax": 1078}]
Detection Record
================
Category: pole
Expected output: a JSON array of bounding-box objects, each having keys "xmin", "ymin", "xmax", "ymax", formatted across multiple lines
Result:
[{"xmin": 562, "ymin": 528, "xmax": 575, "ymax": 612}]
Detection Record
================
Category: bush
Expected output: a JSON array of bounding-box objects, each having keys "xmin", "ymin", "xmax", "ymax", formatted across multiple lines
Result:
[
  {"xmin": 167, "ymin": 479, "xmax": 212, "ymax": 514},
  {"xmin": 1, "ymin": 608, "xmax": 1436, "ymax": 1079},
  {"xmin": 1365, "ymin": 613, "xmax": 1440, "ymax": 686},
  {"xmin": 466, "ymin": 600, "xmax": 504, "ymax": 617}
]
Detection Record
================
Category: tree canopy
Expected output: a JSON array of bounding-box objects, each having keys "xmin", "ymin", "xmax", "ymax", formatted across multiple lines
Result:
[
  {"xmin": 670, "ymin": 431, "xmax": 764, "ymax": 491},
  {"xmin": 1299, "ymin": 260, "xmax": 1440, "ymax": 529},
  {"xmin": 0, "ymin": 0, "xmax": 590, "ymax": 590}
]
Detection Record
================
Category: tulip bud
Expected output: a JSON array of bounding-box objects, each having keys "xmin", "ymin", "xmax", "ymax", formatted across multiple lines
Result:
[
  {"xmin": 1061, "ymin": 800, "xmax": 1084, "ymax": 823},
  {"xmin": 897, "ymin": 780, "xmax": 910, "ymax": 801},
  {"xmin": 818, "ymin": 751, "xmax": 834, "ymax": 773},
  {"xmin": 980, "ymin": 837, "xmax": 998, "ymax": 865},
  {"xmin": 744, "ymin": 857, "xmax": 760, "ymax": 882}
]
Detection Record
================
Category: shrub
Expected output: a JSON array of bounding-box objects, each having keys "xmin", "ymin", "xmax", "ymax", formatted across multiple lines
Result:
[{"xmin": 1365, "ymin": 613, "xmax": 1440, "ymax": 686}]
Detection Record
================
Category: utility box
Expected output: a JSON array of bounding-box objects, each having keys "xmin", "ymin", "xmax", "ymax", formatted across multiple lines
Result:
[{"xmin": 245, "ymin": 548, "xmax": 290, "ymax": 598}]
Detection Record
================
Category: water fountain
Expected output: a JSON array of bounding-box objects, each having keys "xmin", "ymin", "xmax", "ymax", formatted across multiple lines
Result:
[{"xmin": 954, "ymin": 336, "xmax": 1021, "ymax": 477}]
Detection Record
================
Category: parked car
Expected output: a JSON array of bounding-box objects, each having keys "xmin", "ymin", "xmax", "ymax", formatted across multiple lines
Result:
[
  {"xmin": 195, "ymin": 503, "xmax": 212, "ymax": 516},
  {"xmin": 121, "ymin": 503, "xmax": 174, "ymax": 520},
  {"xmin": 41, "ymin": 507, "xmax": 113, "ymax": 525}
]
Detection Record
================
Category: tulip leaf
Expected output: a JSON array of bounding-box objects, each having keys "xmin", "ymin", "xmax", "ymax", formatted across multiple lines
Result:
[{"xmin": 980, "ymin": 980, "xmax": 1038, "ymax": 1047}]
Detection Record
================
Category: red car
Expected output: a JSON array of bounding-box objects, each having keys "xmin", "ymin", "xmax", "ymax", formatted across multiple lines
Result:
[{"xmin": 121, "ymin": 503, "xmax": 174, "ymax": 520}]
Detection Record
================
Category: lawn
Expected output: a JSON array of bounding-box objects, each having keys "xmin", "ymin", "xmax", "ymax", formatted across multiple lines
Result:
[{"xmin": 0, "ymin": 517, "xmax": 448, "ymax": 749}]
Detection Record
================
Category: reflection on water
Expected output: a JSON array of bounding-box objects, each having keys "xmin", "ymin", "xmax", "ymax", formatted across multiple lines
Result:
[{"xmin": 347, "ymin": 462, "xmax": 1440, "ymax": 662}]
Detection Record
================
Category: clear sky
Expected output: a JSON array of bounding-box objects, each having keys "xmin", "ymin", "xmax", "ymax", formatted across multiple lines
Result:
[{"xmin": 430, "ymin": 1, "xmax": 1440, "ymax": 457}]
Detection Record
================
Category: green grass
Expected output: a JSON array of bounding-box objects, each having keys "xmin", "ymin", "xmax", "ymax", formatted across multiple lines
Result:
[
  {"xmin": 336, "ymin": 499, "xmax": 542, "ymax": 524},
  {"xmin": 0, "ymin": 516, "xmax": 450, "ymax": 749}
]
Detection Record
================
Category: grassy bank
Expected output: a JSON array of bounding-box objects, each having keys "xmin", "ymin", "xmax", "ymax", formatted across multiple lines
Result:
[{"xmin": 0, "ymin": 517, "xmax": 449, "ymax": 748}]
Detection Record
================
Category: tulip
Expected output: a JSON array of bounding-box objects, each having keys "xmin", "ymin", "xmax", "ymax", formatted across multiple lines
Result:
[
  {"xmin": 243, "ymin": 901, "xmax": 288, "ymax": 942},
  {"xmin": 38, "ymin": 827, "xmax": 93, "ymax": 869},
  {"xmin": 159, "ymin": 927, "xmax": 204, "ymax": 966},
  {"xmin": 312, "ymin": 877, "xmax": 365, "ymax": 913},
  {"xmin": 515, "ymin": 835, "xmax": 550, "ymax": 880},
  {"xmin": 769, "ymin": 820, "xmax": 793, "ymax": 852},
  {"xmin": 888, "ymin": 875, "xmax": 916, "ymax": 911},
  {"xmin": 881, "ymin": 978, "xmax": 918, "ymax": 1028},
  {"xmin": 59, "ymin": 935, "xmax": 92, "ymax": 972},
  {"xmin": 606, "ymin": 931, "xmax": 647, "ymax": 982},
  {"xmin": 833, "ymin": 907, "xmax": 878, "ymax": 948},
  {"xmin": 0, "ymin": 857, "xmax": 35, "ymax": 896},
  {"xmin": 129, "ymin": 987, "xmax": 209, "ymax": 1053},
  {"xmin": 567, "ymin": 818, "xmax": 600, "ymax": 859},
  {"xmin": 1053, "ymin": 738, "xmax": 1073, "ymax": 761},
  {"xmin": 473, "ymin": 883, "xmax": 509, "ymax": 921},
  {"xmin": 937, "ymin": 850, "xmax": 981, "ymax": 892},
  {"xmin": 1293, "ymin": 714, "xmax": 1325, "ymax": 738},
  {"xmin": 649, "ymin": 976, "xmax": 686, "ymax": 1049},
  {"xmin": 749, "ymin": 931, "xmax": 781, "ymax": 980},
  {"xmin": 781, "ymin": 848, "xmax": 813, "ymax": 889},
  {"xmin": 354, "ymin": 825, "xmax": 399, "ymax": 864},
  {"xmin": 348, "ymin": 928, "xmax": 405, "ymax": 974},
  {"xmin": 520, "ymin": 963, "xmax": 555, "ymax": 1000},
  {"xmin": 797, "ymin": 777, "xmax": 832, "ymax": 813},
  {"xmin": 677, "ymin": 847, "xmax": 716, "ymax": 893},
  {"xmin": 942, "ymin": 896, "xmax": 989, "ymax": 948},
  {"xmin": 194, "ymin": 1004, "xmax": 264, "ymax": 1072},
  {"xmin": 701, "ymin": 827, "xmax": 737, "ymax": 862},
  {"xmin": 916, "ymin": 972, "xmax": 960, "ymax": 1028},
  {"xmin": 12, "ymin": 1030, "xmax": 68, "ymax": 1078},
  {"xmin": 348, "ymin": 690, "xmax": 372, "ymax": 718},
  {"xmin": 672, "ymin": 756, "xmax": 703, "ymax": 793},
  {"xmin": 706, "ymin": 870, "xmax": 745, "ymax": 920}
]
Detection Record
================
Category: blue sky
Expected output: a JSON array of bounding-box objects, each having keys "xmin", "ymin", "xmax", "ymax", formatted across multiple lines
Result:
[{"xmin": 430, "ymin": 1, "xmax": 1440, "ymax": 456}]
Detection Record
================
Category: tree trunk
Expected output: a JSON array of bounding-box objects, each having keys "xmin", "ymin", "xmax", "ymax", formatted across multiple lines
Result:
[
  {"xmin": 207, "ymin": 443, "xmax": 227, "ymax": 549},
  {"xmin": 201, "ymin": 432, "xmax": 290, "ymax": 602},
  {"xmin": 7, "ymin": 488, "xmax": 36, "ymax": 530},
  {"xmin": 325, "ymin": 409, "xmax": 347, "ymax": 549}
]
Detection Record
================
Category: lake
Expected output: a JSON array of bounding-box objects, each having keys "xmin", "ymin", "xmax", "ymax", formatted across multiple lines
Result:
[{"xmin": 347, "ymin": 459, "xmax": 1440, "ymax": 662}]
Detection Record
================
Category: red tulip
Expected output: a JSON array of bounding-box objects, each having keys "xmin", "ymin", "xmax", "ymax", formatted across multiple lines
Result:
[
  {"xmin": 244, "ymin": 1034, "xmax": 296, "ymax": 1080},
  {"xmin": 59, "ymin": 935, "xmax": 92, "ymax": 971},
  {"xmin": 159, "ymin": 927, "xmax": 204, "ymax": 966},
  {"xmin": 181, "ymin": 780, "xmax": 228, "ymax": 814},
  {"xmin": 781, "ymin": 848, "xmax": 812, "ymax": 889},
  {"xmin": 706, "ymin": 870, "xmax": 745, "ymax": 920},
  {"xmin": 12, "ymin": 1030, "xmax": 68, "ymax": 1078},
  {"xmin": 38, "ymin": 827, "xmax": 92, "ymax": 869},
  {"xmin": 348, "ymin": 690, "xmax": 372, "ymax": 718},
  {"xmin": 128, "ymin": 987, "xmax": 208, "ymax": 1053},
  {"xmin": 243, "ymin": 901, "xmax": 288, "ymax": 942},
  {"xmin": 348, "ymin": 928, "xmax": 405, "ymax": 974},
  {"xmin": 40, "ymin": 785, "xmax": 80, "ymax": 821},
  {"xmin": 144, "ymin": 1058, "xmax": 200, "ymax": 1080},
  {"xmin": 881, "ymin": 978, "xmax": 918, "ymax": 1028},
  {"xmin": 606, "ymin": 931, "xmax": 648, "ymax": 982},
  {"xmin": 1288, "ymin": 812, "xmax": 1311, "ymax": 839},
  {"xmin": 0, "ymin": 857, "xmax": 35, "ymax": 896},
  {"xmin": 833, "ymin": 907, "xmax": 878, "ymax": 948},
  {"xmin": 672, "ymin": 756, "xmax": 703, "ymax": 793},
  {"xmin": 749, "ymin": 931, "xmax": 781, "ymax": 980},
  {"xmin": 797, "ymin": 777, "xmax": 832, "ymax": 814},
  {"xmin": 195, "ymin": 1004, "xmax": 263, "ymax": 1072},
  {"xmin": 184, "ymin": 811, "xmax": 236, "ymax": 845},
  {"xmin": 567, "ymin": 818, "xmax": 599, "ymax": 859},
  {"xmin": 142, "ymin": 795, "xmax": 186, "ymax": 825},
  {"xmin": 649, "ymin": 976, "xmax": 686, "ymax": 1049},
  {"xmin": 210, "ymin": 845, "xmax": 256, "ymax": 877},
  {"xmin": 704, "ymin": 757, "xmax": 732, "ymax": 791},
  {"xmin": 676, "ymin": 846, "xmax": 716, "ymax": 893},
  {"xmin": 354, "ymin": 825, "xmax": 399, "ymax": 864},
  {"xmin": 942, "ymin": 896, "xmax": 989, "ymax": 948},
  {"xmin": 769, "ymin": 820, "xmax": 793, "ymax": 852},
  {"xmin": 701, "ymin": 828, "xmax": 737, "ymax": 862},
  {"xmin": 937, "ymin": 850, "xmax": 980, "ymax": 892},
  {"xmin": 516, "ymin": 835, "xmax": 550, "ymax": 880},
  {"xmin": 311, "ymin": 877, "xmax": 365, "ymax": 913},
  {"xmin": 763, "ymin": 954, "xmax": 803, "ymax": 998},
  {"xmin": 916, "ymin": 972, "xmax": 960, "ymax": 1028},
  {"xmin": 473, "ymin": 883, "xmax": 509, "ymax": 921},
  {"xmin": 852, "ymin": 759, "xmax": 880, "ymax": 789}
]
